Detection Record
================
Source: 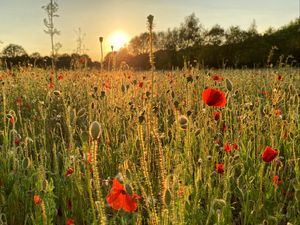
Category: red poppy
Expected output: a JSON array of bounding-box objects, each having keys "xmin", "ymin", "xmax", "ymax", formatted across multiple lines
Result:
[
  {"xmin": 58, "ymin": 74, "xmax": 64, "ymax": 80},
  {"xmin": 202, "ymin": 88, "xmax": 226, "ymax": 107},
  {"xmin": 262, "ymin": 146, "xmax": 278, "ymax": 162},
  {"xmin": 274, "ymin": 109, "xmax": 282, "ymax": 116},
  {"xmin": 213, "ymin": 111, "xmax": 221, "ymax": 121},
  {"xmin": 138, "ymin": 81, "xmax": 143, "ymax": 88},
  {"xmin": 65, "ymin": 167, "xmax": 74, "ymax": 177},
  {"xmin": 232, "ymin": 143, "xmax": 239, "ymax": 150},
  {"xmin": 49, "ymin": 82, "xmax": 54, "ymax": 89},
  {"xmin": 215, "ymin": 164, "xmax": 224, "ymax": 173},
  {"xmin": 212, "ymin": 75, "xmax": 224, "ymax": 82},
  {"xmin": 221, "ymin": 122, "xmax": 227, "ymax": 132},
  {"xmin": 87, "ymin": 151, "xmax": 92, "ymax": 164},
  {"xmin": 277, "ymin": 75, "xmax": 283, "ymax": 81},
  {"xmin": 34, "ymin": 195, "xmax": 42, "ymax": 206},
  {"xmin": 224, "ymin": 143, "xmax": 232, "ymax": 152},
  {"xmin": 14, "ymin": 138, "xmax": 21, "ymax": 146},
  {"xmin": 10, "ymin": 116, "xmax": 15, "ymax": 124},
  {"xmin": 106, "ymin": 179, "xmax": 140, "ymax": 212},
  {"xmin": 272, "ymin": 175, "xmax": 283, "ymax": 186},
  {"xmin": 66, "ymin": 219, "xmax": 75, "ymax": 225}
]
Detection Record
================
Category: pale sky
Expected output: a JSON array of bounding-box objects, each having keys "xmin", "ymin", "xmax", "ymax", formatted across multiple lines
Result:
[{"xmin": 0, "ymin": 0, "xmax": 299, "ymax": 61}]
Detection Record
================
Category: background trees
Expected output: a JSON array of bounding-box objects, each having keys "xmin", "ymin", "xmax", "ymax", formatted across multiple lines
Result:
[{"xmin": 1, "ymin": 15, "xmax": 299, "ymax": 70}]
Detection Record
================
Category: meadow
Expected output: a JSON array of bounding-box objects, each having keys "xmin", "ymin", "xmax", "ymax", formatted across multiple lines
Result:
[{"xmin": 0, "ymin": 67, "xmax": 299, "ymax": 225}]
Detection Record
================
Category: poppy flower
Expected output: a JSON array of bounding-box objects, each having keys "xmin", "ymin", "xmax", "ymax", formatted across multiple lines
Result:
[
  {"xmin": 65, "ymin": 167, "xmax": 74, "ymax": 177},
  {"xmin": 10, "ymin": 116, "xmax": 15, "ymax": 124},
  {"xmin": 49, "ymin": 82, "xmax": 54, "ymax": 89},
  {"xmin": 66, "ymin": 219, "xmax": 75, "ymax": 225},
  {"xmin": 58, "ymin": 74, "xmax": 64, "ymax": 80},
  {"xmin": 87, "ymin": 151, "xmax": 92, "ymax": 164},
  {"xmin": 213, "ymin": 111, "xmax": 221, "ymax": 121},
  {"xmin": 262, "ymin": 146, "xmax": 278, "ymax": 162},
  {"xmin": 221, "ymin": 122, "xmax": 227, "ymax": 132},
  {"xmin": 224, "ymin": 143, "xmax": 232, "ymax": 152},
  {"xmin": 202, "ymin": 88, "xmax": 226, "ymax": 107},
  {"xmin": 138, "ymin": 81, "xmax": 143, "ymax": 88},
  {"xmin": 272, "ymin": 175, "xmax": 283, "ymax": 186},
  {"xmin": 34, "ymin": 195, "xmax": 42, "ymax": 206},
  {"xmin": 212, "ymin": 75, "xmax": 224, "ymax": 82},
  {"xmin": 277, "ymin": 75, "xmax": 283, "ymax": 81},
  {"xmin": 274, "ymin": 109, "xmax": 282, "ymax": 116},
  {"xmin": 215, "ymin": 164, "xmax": 224, "ymax": 173},
  {"xmin": 106, "ymin": 179, "xmax": 140, "ymax": 212}
]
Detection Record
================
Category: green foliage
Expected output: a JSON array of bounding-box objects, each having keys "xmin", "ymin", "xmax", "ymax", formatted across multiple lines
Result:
[{"xmin": 0, "ymin": 68, "xmax": 299, "ymax": 224}]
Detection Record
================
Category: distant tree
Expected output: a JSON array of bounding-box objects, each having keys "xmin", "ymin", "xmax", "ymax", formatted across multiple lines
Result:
[
  {"xmin": 2, "ymin": 44, "xmax": 27, "ymax": 57},
  {"xmin": 225, "ymin": 26, "xmax": 248, "ymax": 44},
  {"xmin": 42, "ymin": 0, "xmax": 61, "ymax": 69},
  {"xmin": 264, "ymin": 27, "xmax": 276, "ymax": 35},
  {"xmin": 164, "ymin": 28, "xmax": 180, "ymax": 50},
  {"xmin": 74, "ymin": 27, "xmax": 87, "ymax": 55},
  {"xmin": 205, "ymin": 24, "xmax": 225, "ymax": 46},
  {"xmin": 179, "ymin": 13, "xmax": 203, "ymax": 48},
  {"xmin": 247, "ymin": 19, "xmax": 259, "ymax": 38},
  {"xmin": 128, "ymin": 32, "xmax": 149, "ymax": 55}
]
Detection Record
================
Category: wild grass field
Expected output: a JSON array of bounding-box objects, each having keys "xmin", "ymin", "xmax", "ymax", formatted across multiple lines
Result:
[{"xmin": 0, "ymin": 67, "xmax": 299, "ymax": 225}]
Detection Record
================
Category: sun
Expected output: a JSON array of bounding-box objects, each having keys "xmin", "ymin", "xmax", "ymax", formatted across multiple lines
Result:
[{"xmin": 108, "ymin": 31, "xmax": 129, "ymax": 51}]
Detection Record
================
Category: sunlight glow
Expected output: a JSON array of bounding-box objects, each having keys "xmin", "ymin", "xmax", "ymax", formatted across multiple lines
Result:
[{"xmin": 108, "ymin": 31, "xmax": 129, "ymax": 51}]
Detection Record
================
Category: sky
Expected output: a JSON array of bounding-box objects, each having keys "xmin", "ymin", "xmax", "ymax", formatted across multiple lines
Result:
[{"xmin": 0, "ymin": 0, "xmax": 299, "ymax": 61}]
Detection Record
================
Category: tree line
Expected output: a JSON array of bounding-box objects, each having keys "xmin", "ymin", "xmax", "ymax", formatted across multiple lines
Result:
[
  {"xmin": 106, "ymin": 14, "xmax": 300, "ymax": 69},
  {"xmin": 1, "ymin": 14, "xmax": 299, "ymax": 70}
]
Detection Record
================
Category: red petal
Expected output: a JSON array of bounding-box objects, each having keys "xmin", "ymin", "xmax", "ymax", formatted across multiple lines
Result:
[
  {"xmin": 202, "ymin": 88, "xmax": 226, "ymax": 107},
  {"xmin": 123, "ymin": 194, "xmax": 138, "ymax": 212},
  {"xmin": 112, "ymin": 179, "xmax": 126, "ymax": 192},
  {"xmin": 106, "ymin": 191, "xmax": 124, "ymax": 210},
  {"xmin": 262, "ymin": 146, "xmax": 278, "ymax": 162}
]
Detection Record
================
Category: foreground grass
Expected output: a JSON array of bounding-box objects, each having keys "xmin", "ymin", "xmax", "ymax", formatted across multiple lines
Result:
[{"xmin": 0, "ymin": 67, "xmax": 299, "ymax": 225}]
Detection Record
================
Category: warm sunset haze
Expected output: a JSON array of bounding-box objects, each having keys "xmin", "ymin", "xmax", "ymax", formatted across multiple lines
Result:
[{"xmin": 0, "ymin": 0, "xmax": 298, "ymax": 60}]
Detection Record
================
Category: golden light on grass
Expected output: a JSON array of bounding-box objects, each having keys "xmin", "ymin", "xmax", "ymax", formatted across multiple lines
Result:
[{"xmin": 108, "ymin": 30, "xmax": 129, "ymax": 50}]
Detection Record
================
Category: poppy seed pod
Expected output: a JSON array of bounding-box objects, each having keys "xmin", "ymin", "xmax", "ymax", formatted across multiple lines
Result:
[
  {"xmin": 53, "ymin": 90, "xmax": 61, "ymax": 96},
  {"xmin": 225, "ymin": 78, "xmax": 233, "ymax": 91},
  {"xmin": 89, "ymin": 121, "xmax": 102, "ymax": 140},
  {"xmin": 76, "ymin": 108, "xmax": 86, "ymax": 118},
  {"xmin": 178, "ymin": 115, "xmax": 188, "ymax": 126}
]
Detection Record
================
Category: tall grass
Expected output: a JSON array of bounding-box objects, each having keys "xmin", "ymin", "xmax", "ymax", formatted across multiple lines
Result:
[{"xmin": 0, "ymin": 67, "xmax": 299, "ymax": 224}]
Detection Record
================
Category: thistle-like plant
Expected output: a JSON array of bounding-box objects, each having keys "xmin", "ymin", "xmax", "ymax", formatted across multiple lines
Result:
[
  {"xmin": 147, "ymin": 15, "xmax": 155, "ymax": 70},
  {"xmin": 99, "ymin": 36, "xmax": 104, "ymax": 70}
]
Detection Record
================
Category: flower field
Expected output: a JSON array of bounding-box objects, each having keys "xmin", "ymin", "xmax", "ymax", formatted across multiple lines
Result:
[{"xmin": 0, "ymin": 68, "xmax": 299, "ymax": 225}]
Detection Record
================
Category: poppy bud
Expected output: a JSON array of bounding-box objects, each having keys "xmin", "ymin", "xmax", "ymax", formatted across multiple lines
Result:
[
  {"xmin": 225, "ymin": 78, "xmax": 233, "ymax": 91},
  {"xmin": 89, "ymin": 121, "xmax": 102, "ymax": 140}
]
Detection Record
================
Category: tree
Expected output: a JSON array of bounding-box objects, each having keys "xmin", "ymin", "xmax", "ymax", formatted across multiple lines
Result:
[
  {"xmin": 42, "ymin": 0, "xmax": 61, "ymax": 69},
  {"xmin": 2, "ymin": 44, "xmax": 27, "ymax": 57},
  {"xmin": 247, "ymin": 19, "xmax": 259, "ymax": 38},
  {"xmin": 164, "ymin": 28, "xmax": 180, "ymax": 50},
  {"xmin": 205, "ymin": 24, "xmax": 225, "ymax": 46},
  {"xmin": 128, "ymin": 33, "xmax": 149, "ymax": 55},
  {"xmin": 225, "ymin": 26, "xmax": 248, "ymax": 44},
  {"xmin": 179, "ymin": 13, "xmax": 203, "ymax": 48}
]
